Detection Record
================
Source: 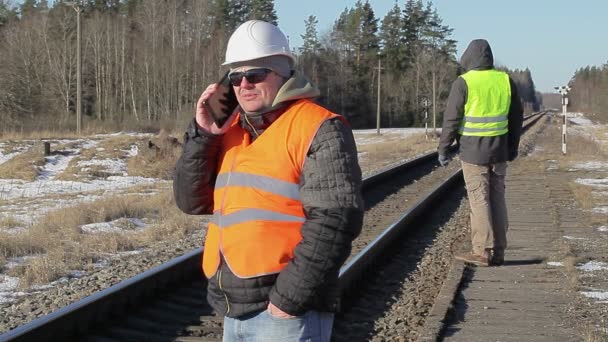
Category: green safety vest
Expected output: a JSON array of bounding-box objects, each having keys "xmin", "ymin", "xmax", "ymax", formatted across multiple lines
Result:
[{"xmin": 459, "ymin": 69, "xmax": 511, "ymax": 136}]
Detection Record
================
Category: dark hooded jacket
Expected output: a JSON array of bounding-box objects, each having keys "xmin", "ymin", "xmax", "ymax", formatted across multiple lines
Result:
[
  {"xmin": 173, "ymin": 71, "xmax": 364, "ymax": 318},
  {"xmin": 437, "ymin": 39, "xmax": 523, "ymax": 164}
]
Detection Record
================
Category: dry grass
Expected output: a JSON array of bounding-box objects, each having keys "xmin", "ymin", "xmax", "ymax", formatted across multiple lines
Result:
[
  {"xmin": 0, "ymin": 231, "xmax": 45, "ymax": 257},
  {"xmin": 565, "ymin": 134, "xmax": 605, "ymax": 162},
  {"xmin": 562, "ymin": 254, "xmax": 583, "ymax": 289},
  {"xmin": 0, "ymin": 118, "xmax": 183, "ymax": 141},
  {"xmin": 535, "ymin": 117, "xmax": 608, "ymax": 341},
  {"xmin": 569, "ymin": 183, "xmax": 598, "ymax": 216},
  {"xmin": 582, "ymin": 326, "xmax": 608, "ymax": 342},
  {"xmin": 0, "ymin": 188, "xmax": 201, "ymax": 287},
  {"xmin": 524, "ymin": 121, "xmax": 607, "ymax": 170},
  {"xmin": 357, "ymin": 133, "xmax": 437, "ymax": 173},
  {"xmin": 0, "ymin": 125, "xmax": 191, "ymax": 287},
  {"xmin": 54, "ymin": 135, "xmax": 149, "ymax": 181},
  {"xmin": 49, "ymin": 132, "xmax": 180, "ymax": 182},
  {"xmin": 0, "ymin": 129, "xmax": 83, "ymax": 141},
  {"xmin": 127, "ymin": 130, "xmax": 183, "ymax": 180},
  {"xmin": 0, "ymin": 145, "xmax": 46, "ymax": 180},
  {"xmin": 0, "ymin": 215, "xmax": 24, "ymax": 229}
]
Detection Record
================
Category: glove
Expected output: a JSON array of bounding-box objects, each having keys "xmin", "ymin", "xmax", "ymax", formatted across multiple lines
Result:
[
  {"xmin": 508, "ymin": 150, "xmax": 518, "ymax": 162},
  {"xmin": 438, "ymin": 153, "xmax": 451, "ymax": 167}
]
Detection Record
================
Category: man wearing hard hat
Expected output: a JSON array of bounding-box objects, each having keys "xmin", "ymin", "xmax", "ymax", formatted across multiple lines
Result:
[{"xmin": 174, "ymin": 20, "xmax": 364, "ymax": 341}]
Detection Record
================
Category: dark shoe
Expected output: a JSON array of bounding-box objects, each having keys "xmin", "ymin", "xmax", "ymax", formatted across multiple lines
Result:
[
  {"xmin": 455, "ymin": 251, "xmax": 490, "ymax": 267},
  {"xmin": 491, "ymin": 249, "xmax": 505, "ymax": 266}
]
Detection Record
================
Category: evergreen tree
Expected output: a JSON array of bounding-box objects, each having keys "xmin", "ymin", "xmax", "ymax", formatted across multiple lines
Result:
[
  {"xmin": 506, "ymin": 68, "xmax": 540, "ymax": 113},
  {"xmin": 229, "ymin": 0, "xmax": 251, "ymax": 31},
  {"xmin": 359, "ymin": 1, "xmax": 379, "ymax": 60},
  {"xmin": 212, "ymin": 0, "xmax": 231, "ymax": 33},
  {"xmin": 297, "ymin": 15, "xmax": 323, "ymax": 89},
  {"xmin": 379, "ymin": 1, "xmax": 405, "ymax": 71},
  {"xmin": 248, "ymin": 0, "xmax": 277, "ymax": 25},
  {"xmin": 330, "ymin": 1, "xmax": 379, "ymax": 125},
  {"xmin": 0, "ymin": 0, "xmax": 16, "ymax": 27},
  {"xmin": 84, "ymin": 0, "xmax": 120, "ymax": 14},
  {"xmin": 300, "ymin": 15, "xmax": 320, "ymax": 55},
  {"xmin": 19, "ymin": 0, "xmax": 40, "ymax": 17},
  {"xmin": 421, "ymin": 7, "xmax": 456, "ymax": 56},
  {"xmin": 402, "ymin": 0, "xmax": 427, "ymax": 63}
]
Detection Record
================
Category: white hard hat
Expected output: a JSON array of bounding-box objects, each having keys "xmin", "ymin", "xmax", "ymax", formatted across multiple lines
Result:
[{"xmin": 223, "ymin": 20, "xmax": 295, "ymax": 66}]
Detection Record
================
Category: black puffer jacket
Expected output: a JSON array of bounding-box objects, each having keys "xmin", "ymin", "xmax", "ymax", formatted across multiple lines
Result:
[
  {"xmin": 173, "ymin": 71, "xmax": 364, "ymax": 318},
  {"xmin": 437, "ymin": 39, "xmax": 524, "ymax": 164}
]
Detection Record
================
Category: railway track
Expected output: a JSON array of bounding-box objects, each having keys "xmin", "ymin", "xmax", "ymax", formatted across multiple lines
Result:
[
  {"xmin": 0, "ymin": 113, "xmax": 546, "ymax": 342},
  {"xmin": 334, "ymin": 112, "xmax": 546, "ymax": 340}
]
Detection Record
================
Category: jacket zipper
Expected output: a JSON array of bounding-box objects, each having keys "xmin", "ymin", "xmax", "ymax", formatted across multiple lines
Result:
[{"xmin": 218, "ymin": 267, "xmax": 230, "ymax": 315}]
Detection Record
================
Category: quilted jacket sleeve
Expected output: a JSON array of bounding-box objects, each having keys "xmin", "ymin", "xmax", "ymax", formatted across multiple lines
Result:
[
  {"xmin": 173, "ymin": 119, "xmax": 223, "ymax": 215},
  {"xmin": 437, "ymin": 77, "xmax": 466, "ymax": 156},
  {"xmin": 269, "ymin": 117, "xmax": 364, "ymax": 315},
  {"xmin": 507, "ymin": 78, "xmax": 523, "ymax": 159}
]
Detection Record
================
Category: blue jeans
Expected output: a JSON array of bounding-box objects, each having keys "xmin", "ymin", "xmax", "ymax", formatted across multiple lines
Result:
[{"xmin": 222, "ymin": 309, "xmax": 334, "ymax": 342}]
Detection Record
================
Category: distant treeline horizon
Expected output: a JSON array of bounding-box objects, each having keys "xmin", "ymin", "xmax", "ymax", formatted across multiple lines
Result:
[{"xmin": 1, "ymin": 0, "xmax": 544, "ymax": 133}]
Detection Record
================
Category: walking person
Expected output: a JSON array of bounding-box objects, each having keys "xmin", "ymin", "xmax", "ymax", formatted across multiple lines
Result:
[
  {"xmin": 437, "ymin": 39, "xmax": 523, "ymax": 267},
  {"xmin": 173, "ymin": 20, "xmax": 364, "ymax": 341}
]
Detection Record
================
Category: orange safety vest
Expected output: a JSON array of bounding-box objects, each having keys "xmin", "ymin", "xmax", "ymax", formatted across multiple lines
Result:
[{"xmin": 202, "ymin": 99, "xmax": 344, "ymax": 279}]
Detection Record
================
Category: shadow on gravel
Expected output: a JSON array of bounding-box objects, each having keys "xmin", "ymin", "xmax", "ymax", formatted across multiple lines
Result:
[
  {"xmin": 502, "ymin": 258, "xmax": 544, "ymax": 266},
  {"xmin": 442, "ymin": 266, "xmax": 476, "ymax": 338}
]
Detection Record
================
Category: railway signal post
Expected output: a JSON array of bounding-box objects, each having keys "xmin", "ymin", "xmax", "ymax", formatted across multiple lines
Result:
[
  {"xmin": 375, "ymin": 59, "xmax": 384, "ymax": 135},
  {"xmin": 421, "ymin": 97, "xmax": 430, "ymax": 140},
  {"xmin": 554, "ymin": 85, "xmax": 570, "ymax": 154}
]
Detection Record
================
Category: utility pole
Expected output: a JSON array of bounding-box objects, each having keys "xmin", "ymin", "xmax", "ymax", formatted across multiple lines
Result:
[
  {"xmin": 375, "ymin": 58, "xmax": 384, "ymax": 135},
  {"xmin": 65, "ymin": 1, "xmax": 82, "ymax": 135},
  {"xmin": 421, "ymin": 96, "xmax": 430, "ymax": 140},
  {"xmin": 554, "ymin": 85, "xmax": 571, "ymax": 154},
  {"xmin": 432, "ymin": 72, "xmax": 437, "ymax": 137}
]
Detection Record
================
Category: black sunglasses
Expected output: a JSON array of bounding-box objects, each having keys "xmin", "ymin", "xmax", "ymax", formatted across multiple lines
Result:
[{"xmin": 228, "ymin": 68, "xmax": 273, "ymax": 86}]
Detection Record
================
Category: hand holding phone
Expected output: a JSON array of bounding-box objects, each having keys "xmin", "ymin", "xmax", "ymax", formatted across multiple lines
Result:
[{"xmin": 202, "ymin": 72, "xmax": 238, "ymax": 128}]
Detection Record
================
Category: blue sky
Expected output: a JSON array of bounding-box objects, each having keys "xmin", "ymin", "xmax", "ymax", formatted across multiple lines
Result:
[{"xmin": 275, "ymin": 0, "xmax": 608, "ymax": 93}]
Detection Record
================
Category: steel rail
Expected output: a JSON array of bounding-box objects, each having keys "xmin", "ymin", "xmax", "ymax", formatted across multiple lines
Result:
[{"xmin": 1, "ymin": 250, "xmax": 201, "ymax": 341}]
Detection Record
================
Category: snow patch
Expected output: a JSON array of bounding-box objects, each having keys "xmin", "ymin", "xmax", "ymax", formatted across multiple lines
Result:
[
  {"xmin": 580, "ymin": 291, "xmax": 608, "ymax": 301},
  {"xmin": 81, "ymin": 217, "xmax": 147, "ymax": 234},
  {"xmin": 0, "ymin": 275, "xmax": 21, "ymax": 304},
  {"xmin": 568, "ymin": 114, "xmax": 594, "ymax": 126},
  {"xmin": 563, "ymin": 235, "xmax": 586, "ymax": 240},
  {"xmin": 569, "ymin": 161, "xmax": 608, "ymax": 172},
  {"xmin": 577, "ymin": 261, "xmax": 608, "ymax": 272},
  {"xmin": 575, "ymin": 178, "xmax": 608, "ymax": 188},
  {"xmin": 77, "ymin": 158, "xmax": 128, "ymax": 176}
]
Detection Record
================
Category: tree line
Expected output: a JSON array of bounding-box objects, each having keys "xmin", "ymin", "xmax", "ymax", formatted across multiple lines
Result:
[
  {"xmin": 568, "ymin": 64, "xmax": 608, "ymax": 121},
  {"xmin": 0, "ymin": 0, "xmax": 539, "ymax": 132}
]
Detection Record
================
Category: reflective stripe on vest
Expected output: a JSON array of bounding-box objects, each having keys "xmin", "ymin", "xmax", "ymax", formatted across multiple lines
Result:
[
  {"xmin": 459, "ymin": 70, "xmax": 511, "ymax": 137},
  {"xmin": 202, "ymin": 99, "xmax": 344, "ymax": 279},
  {"xmin": 211, "ymin": 208, "xmax": 305, "ymax": 228},
  {"xmin": 215, "ymin": 172, "xmax": 301, "ymax": 201}
]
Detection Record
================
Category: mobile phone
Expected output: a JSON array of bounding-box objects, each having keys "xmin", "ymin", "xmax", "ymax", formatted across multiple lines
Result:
[{"xmin": 203, "ymin": 71, "xmax": 238, "ymax": 127}]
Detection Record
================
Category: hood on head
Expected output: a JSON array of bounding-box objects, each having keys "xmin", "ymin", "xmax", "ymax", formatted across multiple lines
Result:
[
  {"xmin": 241, "ymin": 70, "xmax": 320, "ymax": 117},
  {"xmin": 271, "ymin": 70, "xmax": 320, "ymax": 107},
  {"xmin": 460, "ymin": 39, "xmax": 494, "ymax": 71}
]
